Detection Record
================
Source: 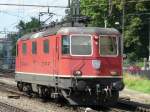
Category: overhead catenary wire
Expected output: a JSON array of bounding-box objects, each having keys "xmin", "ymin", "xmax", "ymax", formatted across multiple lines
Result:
[
  {"xmin": 0, "ymin": 0, "xmax": 68, "ymax": 29},
  {"xmin": 0, "ymin": 31, "xmax": 17, "ymax": 34},
  {"xmin": 0, "ymin": 9, "xmax": 36, "ymax": 21},
  {"xmin": 0, "ymin": 3, "xmax": 68, "ymax": 8},
  {"xmin": 0, "ymin": 0, "xmax": 149, "ymax": 8},
  {"xmin": 0, "ymin": 10, "xmax": 24, "ymax": 18},
  {"xmin": 0, "ymin": 0, "xmax": 149, "ymax": 31}
]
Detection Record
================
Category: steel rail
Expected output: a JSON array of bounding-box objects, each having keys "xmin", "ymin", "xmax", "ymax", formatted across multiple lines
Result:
[
  {"xmin": 117, "ymin": 98, "xmax": 150, "ymax": 112},
  {"xmin": 0, "ymin": 81, "xmax": 86, "ymax": 112},
  {"xmin": 0, "ymin": 101, "xmax": 27, "ymax": 112},
  {"xmin": 0, "ymin": 75, "xmax": 150, "ymax": 112}
]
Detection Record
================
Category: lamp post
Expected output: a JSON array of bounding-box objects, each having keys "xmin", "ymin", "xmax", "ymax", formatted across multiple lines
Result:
[
  {"xmin": 122, "ymin": 0, "xmax": 125, "ymax": 56},
  {"xmin": 148, "ymin": 18, "xmax": 150, "ymax": 70},
  {"xmin": 122, "ymin": 0, "xmax": 125, "ymax": 39}
]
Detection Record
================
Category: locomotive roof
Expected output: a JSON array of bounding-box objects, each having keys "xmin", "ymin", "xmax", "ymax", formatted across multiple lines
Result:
[
  {"xmin": 20, "ymin": 27, "xmax": 120, "ymax": 40},
  {"xmin": 57, "ymin": 27, "xmax": 120, "ymax": 35}
]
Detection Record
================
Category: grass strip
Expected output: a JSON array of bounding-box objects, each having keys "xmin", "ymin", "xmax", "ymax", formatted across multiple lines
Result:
[{"xmin": 124, "ymin": 73, "xmax": 150, "ymax": 94}]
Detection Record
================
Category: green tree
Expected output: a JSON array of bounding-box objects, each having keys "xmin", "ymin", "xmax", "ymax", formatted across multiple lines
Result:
[
  {"xmin": 80, "ymin": 0, "xmax": 108, "ymax": 26},
  {"xmin": 10, "ymin": 17, "xmax": 41, "ymax": 56},
  {"xmin": 17, "ymin": 17, "xmax": 41, "ymax": 35},
  {"xmin": 8, "ymin": 33, "xmax": 18, "ymax": 56},
  {"xmin": 124, "ymin": 17, "xmax": 142, "ymax": 61},
  {"xmin": 80, "ymin": 0, "xmax": 149, "ymax": 62},
  {"xmin": 124, "ymin": 1, "xmax": 149, "ymax": 62}
]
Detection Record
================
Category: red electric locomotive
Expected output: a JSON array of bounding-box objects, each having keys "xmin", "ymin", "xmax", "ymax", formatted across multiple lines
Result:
[{"xmin": 15, "ymin": 27, "xmax": 124, "ymax": 106}]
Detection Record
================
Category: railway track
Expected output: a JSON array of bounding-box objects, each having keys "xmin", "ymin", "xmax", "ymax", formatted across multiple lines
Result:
[
  {"xmin": 0, "ymin": 68, "xmax": 15, "ymax": 73},
  {"xmin": 0, "ymin": 81, "xmax": 86, "ymax": 112},
  {"xmin": 0, "ymin": 69, "xmax": 15, "ymax": 79},
  {"xmin": 0, "ymin": 78, "xmax": 150, "ymax": 112},
  {"xmin": 0, "ymin": 82, "xmax": 25, "ymax": 96},
  {"xmin": 117, "ymin": 98, "xmax": 150, "ymax": 112},
  {"xmin": 0, "ymin": 101, "xmax": 27, "ymax": 112}
]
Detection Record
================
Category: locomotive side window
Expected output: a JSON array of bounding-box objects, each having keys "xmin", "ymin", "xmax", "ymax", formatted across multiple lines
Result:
[
  {"xmin": 32, "ymin": 41, "xmax": 37, "ymax": 54},
  {"xmin": 62, "ymin": 35, "xmax": 70, "ymax": 55},
  {"xmin": 22, "ymin": 43, "xmax": 27, "ymax": 55},
  {"xmin": 71, "ymin": 35, "xmax": 92, "ymax": 55},
  {"xmin": 43, "ymin": 40, "xmax": 49, "ymax": 53},
  {"xmin": 99, "ymin": 36, "xmax": 118, "ymax": 56}
]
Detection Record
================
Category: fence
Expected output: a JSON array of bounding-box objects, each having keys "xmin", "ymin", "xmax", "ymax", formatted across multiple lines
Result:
[
  {"xmin": 123, "ymin": 60, "xmax": 150, "ymax": 79},
  {"xmin": 0, "ymin": 57, "xmax": 149, "ymax": 77},
  {"xmin": 0, "ymin": 57, "xmax": 15, "ymax": 70}
]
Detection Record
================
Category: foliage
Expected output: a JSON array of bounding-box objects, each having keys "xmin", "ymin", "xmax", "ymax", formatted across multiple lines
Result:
[
  {"xmin": 9, "ymin": 17, "xmax": 41, "ymax": 56},
  {"xmin": 17, "ymin": 17, "xmax": 41, "ymax": 35},
  {"xmin": 7, "ymin": 1, "xmax": 150, "ymax": 60},
  {"xmin": 10, "ymin": 33, "xmax": 18, "ymax": 56},
  {"xmin": 80, "ymin": 0, "xmax": 107, "ymax": 26},
  {"xmin": 124, "ymin": 73, "xmax": 150, "ymax": 94},
  {"xmin": 80, "ymin": 0, "xmax": 149, "ymax": 62}
]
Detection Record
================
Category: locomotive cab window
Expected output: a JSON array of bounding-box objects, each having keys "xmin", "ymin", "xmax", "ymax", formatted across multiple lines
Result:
[
  {"xmin": 22, "ymin": 43, "xmax": 27, "ymax": 55},
  {"xmin": 32, "ymin": 41, "xmax": 37, "ymax": 54},
  {"xmin": 99, "ymin": 36, "xmax": 118, "ymax": 56},
  {"xmin": 43, "ymin": 39, "xmax": 49, "ymax": 54},
  {"xmin": 62, "ymin": 35, "xmax": 70, "ymax": 55},
  {"xmin": 71, "ymin": 35, "xmax": 92, "ymax": 56}
]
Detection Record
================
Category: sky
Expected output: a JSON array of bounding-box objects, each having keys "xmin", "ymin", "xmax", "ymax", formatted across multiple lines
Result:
[{"xmin": 0, "ymin": 0, "xmax": 68, "ymax": 37}]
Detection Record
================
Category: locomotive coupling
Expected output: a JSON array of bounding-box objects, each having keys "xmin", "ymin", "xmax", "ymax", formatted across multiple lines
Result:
[{"xmin": 112, "ymin": 81, "xmax": 124, "ymax": 91}]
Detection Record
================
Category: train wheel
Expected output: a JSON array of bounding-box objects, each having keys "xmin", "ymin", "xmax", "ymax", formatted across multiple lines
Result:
[
  {"xmin": 38, "ymin": 86, "xmax": 50, "ymax": 101},
  {"xmin": 17, "ymin": 82, "xmax": 23, "ymax": 91},
  {"xmin": 112, "ymin": 90, "xmax": 119, "ymax": 101},
  {"xmin": 109, "ymin": 90, "xmax": 119, "ymax": 106},
  {"xmin": 21, "ymin": 83, "xmax": 33, "ymax": 97}
]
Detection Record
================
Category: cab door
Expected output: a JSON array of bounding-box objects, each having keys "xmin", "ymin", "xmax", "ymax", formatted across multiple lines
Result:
[{"xmin": 52, "ymin": 35, "xmax": 60, "ymax": 76}]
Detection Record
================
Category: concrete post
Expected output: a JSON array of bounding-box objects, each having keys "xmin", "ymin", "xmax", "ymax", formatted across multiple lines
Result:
[
  {"xmin": 144, "ymin": 58, "xmax": 148, "ymax": 70},
  {"xmin": 148, "ymin": 18, "xmax": 150, "ymax": 70}
]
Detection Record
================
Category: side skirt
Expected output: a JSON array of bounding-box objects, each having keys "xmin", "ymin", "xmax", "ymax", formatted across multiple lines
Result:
[
  {"xmin": 15, "ymin": 73, "xmax": 72, "ymax": 89},
  {"xmin": 15, "ymin": 72, "xmax": 122, "ymax": 89}
]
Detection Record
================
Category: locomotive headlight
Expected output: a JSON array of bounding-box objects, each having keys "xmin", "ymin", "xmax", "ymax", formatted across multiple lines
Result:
[
  {"xmin": 73, "ymin": 70, "xmax": 82, "ymax": 76},
  {"xmin": 92, "ymin": 60, "xmax": 101, "ymax": 70},
  {"xmin": 94, "ymin": 36, "xmax": 99, "ymax": 40},
  {"xmin": 110, "ymin": 71, "xmax": 118, "ymax": 76}
]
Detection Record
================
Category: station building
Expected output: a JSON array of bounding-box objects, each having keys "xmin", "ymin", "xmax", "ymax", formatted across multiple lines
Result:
[{"xmin": 0, "ymin": 37, "xmax": 15, "ymax": 69}]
